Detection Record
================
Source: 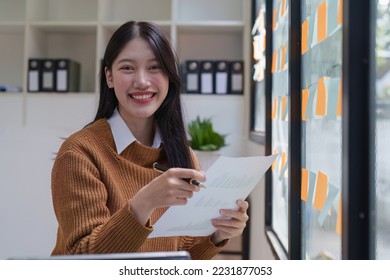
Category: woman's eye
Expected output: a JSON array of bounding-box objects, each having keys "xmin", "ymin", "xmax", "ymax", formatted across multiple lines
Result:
[
  {"xmin": 149, "ymin": 65, "xmax": 161, "ymax": 71},
  {"xmin": 121, "ymin": 66, "xmax": 134, "ymax": 71}
]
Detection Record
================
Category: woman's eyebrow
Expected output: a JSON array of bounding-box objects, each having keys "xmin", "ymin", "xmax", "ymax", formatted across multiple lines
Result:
[{"xmin": 117, "ymin": 57, "xmax": 158, "ymax": 64}]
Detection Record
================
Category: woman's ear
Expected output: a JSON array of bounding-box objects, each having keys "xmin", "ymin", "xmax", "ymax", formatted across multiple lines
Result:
[{"xmin": 105, "ymin": 67, "xmax": 113, "ymax": 88}]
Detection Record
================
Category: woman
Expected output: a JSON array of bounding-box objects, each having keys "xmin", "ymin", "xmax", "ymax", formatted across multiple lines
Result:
[{"xmin": 51, "ymin": 21, "xmax": 249, "ymax": 259}]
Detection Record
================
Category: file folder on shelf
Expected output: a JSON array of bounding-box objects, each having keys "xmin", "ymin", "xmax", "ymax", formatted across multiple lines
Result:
[
  {"xmin": 40, "ymin": 59, "xmax": 56, "ymax": 92},
  {"xmin": 55, "ymin": 59, "xmax": 81, "ymax": 92},
  {"xmin": 214, "ymin": 61, "xmax": 229, "ymax": 94},
  {"xmin": 200, "ymin": 61, "xmax": 214, "ymax": 94},
  {"xmin": 28, "ymin": 59, "xmax": 42, "ymax": 92},
  {"xmin": 181, "ymin": 60, "xmax": 200, "ymax": 93},
  {"xmin": 229, "ymin": 61, "xmax": 244, "ymax": 94}
]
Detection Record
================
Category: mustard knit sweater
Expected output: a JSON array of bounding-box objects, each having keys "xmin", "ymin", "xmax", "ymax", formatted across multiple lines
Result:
[{"xmin": 51, "ymin": 119, "xmax": 225, "ymax": 259}]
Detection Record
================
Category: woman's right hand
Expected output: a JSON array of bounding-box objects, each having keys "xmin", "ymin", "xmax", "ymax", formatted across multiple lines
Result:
[{"xmin": 130, "ymin": 167, "xmax": 206, "ymax": 225}]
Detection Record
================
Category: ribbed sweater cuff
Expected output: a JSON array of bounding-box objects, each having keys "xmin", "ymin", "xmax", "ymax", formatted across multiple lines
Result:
[
  {"xmin": 91, "ymin": 202, "xmax": 152, "ymax": 253},
  {"xmin": 190, "ymin": 237, "xmax": 229, "ymax": 260}
]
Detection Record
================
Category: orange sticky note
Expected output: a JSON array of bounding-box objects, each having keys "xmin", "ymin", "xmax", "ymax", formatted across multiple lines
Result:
[
  {"xmin": 336, "ymin": 196, "xmax": 342, "ymax": 235},
  {"xmin": 338, "ymin": 0, "xmax": 343, "ymax": 25},
  {"xmin": 281, "ymin": 96, "xmax": 287, "ymax": 120},
  {"xmin": 272, "ymin": 51, "xmax": 277, "ymax": 73},
  {"xmin": 316, "ymin": 77, "xmax": 327, "ymax": 116},
  {"xmin": 337, "ymin": 79, "xmax": 342, "ymax": 117},
  {"xmin": 281, "ymin": 44, "xmax": 286, "ymax": 70},
  {"xmin": 301, "ymin": 168, "xmax": 309, "ymax": 201},
  {"xmin": 317, "ymin": 1, "xmax": 327, "ymax": 43},
  {"xmin": 281, "ymin": 0, "xmax": 286, "ymax": 17},
  {"xmin": 271, "ymin": 149, "xmax": 278, "ymax": 171},
  {"xmin": 302, "ymin": 19, "xmax": 309, "ymax": 54},
  {"xmin": 313, "ymin": 171, "xmax": 328, "ymax": 211},
  {"xmin": 302, "ymin": 89, "xmax": 309, "ymax": 121},
  {"xmin": 280, "ymin": 151, "xmax": 287, "ymax": 173},
  {"xmin": 272, "ymin": 97, "xmax": 278, "ymax": 119},
  {"xmin": 273, "ymin": 7, "xmax": 279, "ymax": 30}
]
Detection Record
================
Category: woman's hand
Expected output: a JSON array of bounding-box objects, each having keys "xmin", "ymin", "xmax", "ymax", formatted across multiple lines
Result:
[
  {"xmin": 210, "ymin": 199, "xmax": 249, "ymax": 245},
  {"xmin": 130, "ymin": 168, "xmax": 206, "ymax": 225}
]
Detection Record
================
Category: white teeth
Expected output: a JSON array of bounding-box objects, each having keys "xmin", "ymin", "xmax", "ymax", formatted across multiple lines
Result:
[{"xmin": 131, "ymin": 93, "xmax": 153, "ymax": 100}]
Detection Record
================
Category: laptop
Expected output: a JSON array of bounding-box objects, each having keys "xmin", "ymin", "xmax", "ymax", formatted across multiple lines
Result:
[{"xmin": 15, "ymin": 251, "xmax": 191, "ymax": 260}]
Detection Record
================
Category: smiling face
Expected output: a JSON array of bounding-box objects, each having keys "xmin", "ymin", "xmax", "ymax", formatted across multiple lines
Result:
[{"xmin": 105, "ymin": 37, "xmax": 169, "ymax": 124}]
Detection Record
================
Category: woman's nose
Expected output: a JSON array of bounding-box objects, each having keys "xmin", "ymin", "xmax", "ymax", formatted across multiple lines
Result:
[{"xmin": 133, "ymin": 71, "xmax": 151, "ymax": 89}]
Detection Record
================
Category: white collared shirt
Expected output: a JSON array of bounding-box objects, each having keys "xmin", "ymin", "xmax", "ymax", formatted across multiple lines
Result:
[{"xmin": 108, "ymin": 108, "xmax": 162, "ymax": 154}]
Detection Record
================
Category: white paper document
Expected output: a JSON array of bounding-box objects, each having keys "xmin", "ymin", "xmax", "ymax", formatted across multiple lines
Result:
[{"xmin": 149, "ymin": 154, "xmax": 277, "ymax": 238}]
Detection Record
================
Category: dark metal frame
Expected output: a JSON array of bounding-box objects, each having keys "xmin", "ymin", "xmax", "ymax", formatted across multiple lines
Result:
[
  {"xmin": 288, "ymin": 0, "xmax": 302, "ymax": 260},
  {"xmin": 341, "ymin": 0, "xmax": 375, "ymax": 260}
]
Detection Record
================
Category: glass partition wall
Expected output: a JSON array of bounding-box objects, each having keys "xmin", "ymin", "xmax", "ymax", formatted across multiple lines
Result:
[
  {"xmin": 300, "ymin": 0, "xmax": 343, "ymax": 259},
  {"xmin": 261, "ymin": 0, "xmax": 384, "ymax": 259}
]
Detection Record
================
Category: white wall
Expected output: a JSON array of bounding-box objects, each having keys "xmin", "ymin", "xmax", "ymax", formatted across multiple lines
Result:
[{"xmin": 0, "ymin": 94, "xmax": 97, "ymax": 259}]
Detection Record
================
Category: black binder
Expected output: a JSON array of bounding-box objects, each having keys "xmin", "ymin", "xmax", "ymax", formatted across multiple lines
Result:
[
  {"xmin": 181, "ymin": 60, "xmax": 200, "ymax": 93},
  {"xmin": 200, "ymin": 61, "xmax": 215, "ymax": 94},
  {"xmin": 40, "ymin": 59, "xmax": 56, "ymax": 92},
  {"xmin": 55, "ymin": 59, "xmax": 81, "ymax": 92},
  {"xmin": 214, "ymin": 61, "xmax": 229, "ymax": 94},
  {"xmin": 28, "ymin": 59, "xmax": 42, "ymax": 92},
  {"xmin": 228, "ymin": 61, "xmax": 244, "ymax": 94}
]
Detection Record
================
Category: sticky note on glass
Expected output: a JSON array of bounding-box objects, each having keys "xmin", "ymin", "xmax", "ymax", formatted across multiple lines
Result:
[
  {"xmin": 327, "ymin": 0, "xmax": 339, "ymax": 36},
  {"xmin": 337, "ymin": 79, "xmax": 342, "ymax": 117},
  {"xmin": 272, "ymin": 51, "xmax": 278, "ymax": 73},
  {"xmin": 336, "ymin": 196, "xmax": 342, "ymax": 235},
  {"xmin": 314, "ymin": 170, "xmax": 328, "ymax": 211},
  {"xmin": 307, "ymin": 170, "xmax": 317, "ymax": 205},
  {"xmin": 272, "ymin": 149, "xmax": 279, "ymax": 170},
  {"xmin": 338, "ymin": 0, "xmax": 343, "ymax": 26},
  {"xmin": 281, "ymin": 0, "xmax": 287, "ymax": 17},
  {"xmin": 318, "ymin": 183, "xmax": 339, "ymax": 226},
  {"xmin": 279, "ymin": 151, "xmax": 288, "ymax": 179},
  {"xmin": 325, "ymin": 77, "xmax": 341, "ymax": 120},
  {"xmin": 281, "ymin": 44, "xmax": 287, "ymax": 70},
  {"xmin": 281, "ymin": 96, "xmax": 287, "ymax": 121},
  {"xmin": 316, "ymin": 77, "xmax": 327, "ymax": 116},
  {"xmin": 317, "ymin": 1, "xmax": 328, "ymax": 43},
  {"xmin": 273, "ymin": 7, "xmax": 279, "ymax": 30},
  {"xmin": 302, "ymin": 89, "xmax": 309, "ymax": 121},
  {"xmin": 301, "ymin": 168, "xmax": 309, "ymax": 201},
  {"xmin": 310, "ymin": 13, "xmax": 318, "ymax": 48},
  {"xmin": 302, "ymin": 19, "xmax": 309, "ymax": 54},
  {"xmin": 272, "ymin": 97, "xmax": 278, "ymax": 119}
]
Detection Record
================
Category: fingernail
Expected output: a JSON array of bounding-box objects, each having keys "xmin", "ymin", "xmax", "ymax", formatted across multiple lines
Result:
[{"xmin": 237, "ymin": 200, "xmax": 242, "ymax": 206}]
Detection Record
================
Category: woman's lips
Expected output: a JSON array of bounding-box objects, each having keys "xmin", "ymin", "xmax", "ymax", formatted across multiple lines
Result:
[{"xmin": 128, "ymin": 92, "xmax": 156, "ymax": 103}]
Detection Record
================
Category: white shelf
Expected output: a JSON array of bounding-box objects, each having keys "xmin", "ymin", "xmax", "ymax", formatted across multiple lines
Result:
[{"xmin": 0, "ymin": 0, "xmax": 251, "ymax": 103}]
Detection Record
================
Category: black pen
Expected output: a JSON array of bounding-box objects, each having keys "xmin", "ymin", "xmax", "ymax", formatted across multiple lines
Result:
[{"xmin": 153, "ymin": 162, "xmax": 207, "ymax": 188}]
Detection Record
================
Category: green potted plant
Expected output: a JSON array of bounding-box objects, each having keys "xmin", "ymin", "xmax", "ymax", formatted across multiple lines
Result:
[{"xmin": 187, "ymin": 116, "xmax": 227, "ymax": 170}]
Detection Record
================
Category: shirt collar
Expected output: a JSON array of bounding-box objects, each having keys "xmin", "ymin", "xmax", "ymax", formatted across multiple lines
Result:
[{"xmin": 108, "ymin": 108, "xmax": 162, "ymax": 154}]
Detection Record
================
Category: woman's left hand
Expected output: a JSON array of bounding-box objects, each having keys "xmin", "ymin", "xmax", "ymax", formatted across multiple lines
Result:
[{"xmin": 210, "ymin": 199, "xmax": 249, "ymax": 245}]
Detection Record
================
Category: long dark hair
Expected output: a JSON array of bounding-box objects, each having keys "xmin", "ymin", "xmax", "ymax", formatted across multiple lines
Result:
[{"xmin": 94, "ymin": 21, "xmax": 193, "ymax": 169}]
